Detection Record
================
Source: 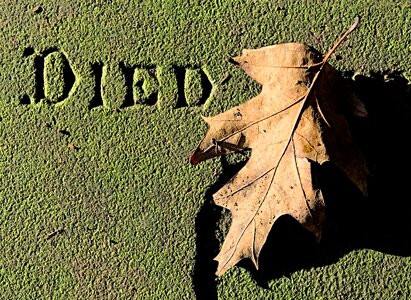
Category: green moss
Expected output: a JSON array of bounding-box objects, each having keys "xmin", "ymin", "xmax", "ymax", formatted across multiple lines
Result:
[
  {"xmin": 0, "ymin": 0, "xmax": 410, "ymax": 299},
  {"xmin": 44, "ymin": 51, "xmax": 66, "ymax": 103},
  {"xmin": 184, "ymin": 69, "xmax": 203, "ymax": 106},
  {"xmin": 156, "ymin": 65, "xmax": 178, "ymax": 109},
  {"xmin": 101, "ymin": 63, "xmax": 127, "ymax": 110},
  {"xmin": 133, "ymin": 68, "xmax": 158, "ymax": 105}
]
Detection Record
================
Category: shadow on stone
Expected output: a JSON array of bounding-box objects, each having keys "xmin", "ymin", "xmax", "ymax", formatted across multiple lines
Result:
[
  {"xmin": 193, "ymin": 155, "xmax": 247, "ymax": 300},
  {"xmin": 193, "ymin": 204, "xmax": 220, "ymax": 300},
  {"xmin": 90, "ymin": 63, "xmax": 104, "ymax": 109},
  {"xmin": 193, "ymin": 71, "xmax": 411, "ymax": 290},
  {"xmin": 254, "ymin": 71, "xmax": 411, "ymax": 286}
]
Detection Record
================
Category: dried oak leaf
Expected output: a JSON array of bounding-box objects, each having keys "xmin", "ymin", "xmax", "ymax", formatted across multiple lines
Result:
[{"xmin": 190, "ymin": 18, "xmax": 368, "ymax": 276}]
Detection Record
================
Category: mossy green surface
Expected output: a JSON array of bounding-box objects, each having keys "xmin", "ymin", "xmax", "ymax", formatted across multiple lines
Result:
[{"xmin": 0, "ymin": 0, "xmax": 410, "ymax": 299}]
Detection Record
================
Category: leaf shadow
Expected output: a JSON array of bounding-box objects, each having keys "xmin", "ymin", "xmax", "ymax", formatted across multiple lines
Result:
[
  {"xmin": 249, "ymin": 71, "xmax": 411, "ymax": 286},
  {"xmin": 193, "ymin": 155, "xmax": 248, "ymax": 300},
  {"xmin": 193, "ymin": 71, "xmax": 411, "ymax": 290}
]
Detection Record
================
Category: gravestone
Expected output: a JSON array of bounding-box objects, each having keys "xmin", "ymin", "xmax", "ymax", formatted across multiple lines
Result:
[{"xmin": 0, "ymin": 1, "xmax": 410, "ymax": 299}]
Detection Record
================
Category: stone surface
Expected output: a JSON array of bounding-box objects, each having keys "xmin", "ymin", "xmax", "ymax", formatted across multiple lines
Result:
[{"xmin": 0, "ymin": 1, "xmax": 410, "ymax": 299}]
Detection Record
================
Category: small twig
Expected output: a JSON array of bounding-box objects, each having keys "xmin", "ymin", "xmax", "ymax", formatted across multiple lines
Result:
[
  {"xmin": 219, "ymin": 73, "xmax": 231, "ymax": 85},
  {"xmin": 46, "ymin": 229, "xmax": 65, "ymax": 240}
]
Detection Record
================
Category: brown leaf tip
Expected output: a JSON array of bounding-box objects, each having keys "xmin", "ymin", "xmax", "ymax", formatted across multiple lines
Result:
[{"xmin": 189, "ymin": 153, "xmax": 200, "ymax": 165}]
